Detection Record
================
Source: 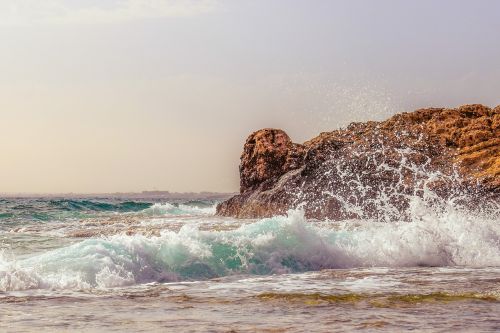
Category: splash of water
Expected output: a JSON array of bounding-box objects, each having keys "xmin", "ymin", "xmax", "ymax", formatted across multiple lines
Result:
[
  {"xmin": 288, "ymin": 124, "xmax": 498, "ymax": 222},
  {"xmin": 1, "ymin": 201, "xmax": 498, "ymax": 291}
]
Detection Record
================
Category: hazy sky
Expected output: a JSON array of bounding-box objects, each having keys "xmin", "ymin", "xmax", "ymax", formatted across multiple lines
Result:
[{"xmin": 1, "ymin": 0, "xmax": 499, "ymax": 193}]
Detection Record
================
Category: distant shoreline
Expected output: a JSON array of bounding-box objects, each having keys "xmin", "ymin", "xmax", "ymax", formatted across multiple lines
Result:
[{"xmin": 0, "ymin": 191, "xmax": 237, "ymax": 201}]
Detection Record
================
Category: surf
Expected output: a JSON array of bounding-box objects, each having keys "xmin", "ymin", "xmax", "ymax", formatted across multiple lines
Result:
[{"xmin": 1, "ymin": 199, "xmax": 498, "ymax": 291}]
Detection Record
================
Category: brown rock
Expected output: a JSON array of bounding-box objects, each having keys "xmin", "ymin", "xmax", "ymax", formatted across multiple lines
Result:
[
  {"xmin": 217, "ymin": 104, "xmax": 499, "ymax": 221},
  {"xmin": 239, "ymin": 129, "xmax": 305, "ymax": 193}
]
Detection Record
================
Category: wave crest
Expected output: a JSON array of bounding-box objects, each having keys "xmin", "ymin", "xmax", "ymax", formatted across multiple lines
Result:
[
  {"xmin": 1, "ymin": 203, "xmax": 499, "ymax": 291},
  {"xmin": 142, "ymin": 202, "xmax": 216, "ymax": 216}
]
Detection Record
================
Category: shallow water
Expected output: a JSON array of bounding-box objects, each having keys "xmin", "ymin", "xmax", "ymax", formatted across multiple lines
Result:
[{"xmin": 0, "ymin": 198, "xmax": 499, "ymax": 332}]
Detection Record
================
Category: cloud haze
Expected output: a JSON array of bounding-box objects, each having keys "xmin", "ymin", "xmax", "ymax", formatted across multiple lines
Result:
[
  {"xmin": 0, "ymin": 0, "xmax": 218, "ymax": 25},
  {"xmin": 0, "ymin": 0, "xmax": 499, "ymax": 193}
]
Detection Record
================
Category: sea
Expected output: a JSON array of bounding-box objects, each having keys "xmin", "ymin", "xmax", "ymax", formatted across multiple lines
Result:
[{"xmin": 0, "ymin": 195, "xmax": 499, "ymax": 332}]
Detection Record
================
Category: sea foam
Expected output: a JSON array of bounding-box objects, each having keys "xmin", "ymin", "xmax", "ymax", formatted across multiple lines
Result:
[
  {"xmin": 1, "ymin": 200, "xmax": 498, "ymax": 291},
  {"xmin": 142, "ymin": 202, "xmax": 217, "ymax": 216}
]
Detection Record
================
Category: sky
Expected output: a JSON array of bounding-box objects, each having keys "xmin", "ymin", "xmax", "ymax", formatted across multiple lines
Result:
[{"xmin": 1, "ymin": 0, "xmax": 499, "ymax": 194}]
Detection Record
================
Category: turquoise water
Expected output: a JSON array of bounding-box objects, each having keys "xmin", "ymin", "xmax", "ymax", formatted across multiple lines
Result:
[{"xmin": 0, "ymin": 197, "xmax": 499, "ymax": 332}]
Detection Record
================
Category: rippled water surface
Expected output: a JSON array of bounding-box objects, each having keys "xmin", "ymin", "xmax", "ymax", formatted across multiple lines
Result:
[{"xmin": 0, "ymin": 197, "xmax": 499, "ymax": 332}]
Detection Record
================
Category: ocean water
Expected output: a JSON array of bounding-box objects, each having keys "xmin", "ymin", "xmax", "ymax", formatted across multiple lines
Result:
[{"xmin": 0, "ymin": 196, "xmax": 499, "ymax": 332}]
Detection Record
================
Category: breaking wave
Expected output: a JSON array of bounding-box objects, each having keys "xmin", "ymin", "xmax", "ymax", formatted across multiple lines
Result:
[
  {"xmin": 1, "ymin": 201, "xmax": 499, "ymax": 291},
  {"xmin": 142, "ymin": 202, "xmax": 217, "ymax": 216}
]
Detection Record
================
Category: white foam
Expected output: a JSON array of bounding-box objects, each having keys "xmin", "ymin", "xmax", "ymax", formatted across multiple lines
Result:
[
  {"xmin": 0, "ymin": 200, "xmax": 498, "ymax": 292},
  {"xmin": 142, "ymin": 203, "xmax": 216, "ymax": 216}
]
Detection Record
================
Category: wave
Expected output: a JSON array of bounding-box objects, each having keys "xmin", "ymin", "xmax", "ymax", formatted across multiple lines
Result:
[
  {"xmin": 48, "ymin": 199, "xmax": 152, "ymax": 213},
  {"xmin": 141, "ymin": 202, "xmax": 217, "ymax": 216},
  {"xmin": 0, "ymin": 200, "xmax": 217, "ymax": 226},
  {"xmin": 48, "ymin": 199, "xmax": 217, "ymax": 215},
  {"xmin": 0, "ymin": 200, "xmax": 154, "ymax": 224},
  {"xmin": 1, "ymin": 203, "xmax": 499, "ymax": 291}
]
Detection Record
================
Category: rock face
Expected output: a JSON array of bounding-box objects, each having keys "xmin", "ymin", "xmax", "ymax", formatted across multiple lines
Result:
[
  {"xmin": 239, "ymin": 129, "xmax": 305, "ymax": 193},
  {"xmin": 216, "ymin": 104, "xmax": 499, "ymax": 220}
]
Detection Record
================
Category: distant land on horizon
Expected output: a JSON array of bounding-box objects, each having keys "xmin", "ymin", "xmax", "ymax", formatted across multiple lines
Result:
[{"xmin": 0, "ymin": 191, "xmax": 236, "ymax": 201}]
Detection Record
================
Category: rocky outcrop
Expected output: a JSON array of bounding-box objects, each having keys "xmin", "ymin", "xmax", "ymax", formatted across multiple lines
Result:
[
  {"xmin": 239, "ymin": 129, "xmax": 305, "ymax": 193},
  {"xmin": 217, "ymin": 104, "xmax": 499, "ymax": 221}
]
